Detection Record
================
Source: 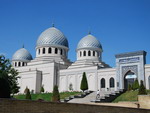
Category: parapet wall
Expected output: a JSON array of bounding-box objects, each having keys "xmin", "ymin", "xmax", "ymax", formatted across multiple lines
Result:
[{"xmin": 0, "ymin": 99, "xmax": 149, "ymax": 113}]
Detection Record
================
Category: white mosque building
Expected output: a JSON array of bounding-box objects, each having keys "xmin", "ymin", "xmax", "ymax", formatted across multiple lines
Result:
[{"xmin": 12, "ymin": 25, "xmax": 150, "ymax": 94}]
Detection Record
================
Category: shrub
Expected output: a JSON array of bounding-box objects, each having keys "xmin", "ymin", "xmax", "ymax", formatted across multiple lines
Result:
[
  {"xmin": 132, "ymin": 79, "xmax": 139, "ymax": 90},
  {"xmin": 51, "ymin": 85, "xmax": 60, "ymax": 102},
  {"xmin": 40, "ymin": 85, "xmax": 45, "ymax": 93},
  {"xmin": 80, "ymin": 72, "xmax": 88, "ymax": 92},
  {"xmin": 128, "ymin": 84, "xmax": 132, "ymax": 91},
  {"xmin": 25, "ymin": 88, "xmax": 32, "ymax": 100},
  {"xmin": 24, "ymin": 86, "xmax": 28, "ymax": 94},
  {"xmin": 138, "ymin": 80, "xmax": 147, "ymax": 95}
]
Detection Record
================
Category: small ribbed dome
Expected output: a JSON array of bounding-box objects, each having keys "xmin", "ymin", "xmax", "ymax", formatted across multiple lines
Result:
[
  {"xmin": 36, "ymin": 27, "xmax": 69, "ymax": 48},
  {"xmin": 77, "ymin": 34, "xmax": 102, "ymax": 50},
  {"xmin": 12, "ymin": 48, "xmax": 33, "ymax": 62}
]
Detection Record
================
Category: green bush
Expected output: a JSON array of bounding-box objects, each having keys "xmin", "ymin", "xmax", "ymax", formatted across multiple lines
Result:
[
  {"xmin": 25, "ymin": 88, "xmax": 32, "ymax": 100},
  {"xmin": 40, "ymin": 85, "xmax": 44, "ymax": 93},
  {"xmin": 138, "ymin": 80, "xmax": 147, "ymax": 95},
  {"xmin": 128, "ymin": 84, "xmax": 132, "ymax": 91},
  {"xmin": 24, "ymin": 86, "xmax": 28, "ymax": 94},
  {"xmin": 80, "ymin": 72, "xmax": 88, "ymax": 92},
  {"xmin": 132, "ymin": 79, "xmax": 139, "ymax": 90},
  {"xmin": 51, "ymin": 85, "xmax": 60, "ymax": 102}
]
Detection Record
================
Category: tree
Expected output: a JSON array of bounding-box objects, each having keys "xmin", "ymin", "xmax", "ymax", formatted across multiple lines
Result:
[
  {"xmin": 138, "ymin": 80, "xmax": 147, "ymax": 95},
  {"xmin": 40, "ymin": 85, "xmax": 45, "ymax": 93},
  {"xmin": 80, "ymin": 72, "xmax": 88, "ymax": 92},
  {"xmin": 24, "ymin": 86, "xmax": 28, "ymax": 94},
  {"xmin": 128, "ymin": 84, "xmax": 132, "ymax": 91},
  {"xmin": 25, "ymin": 88, "xmax": 32, "ymax": 100},
  {"xmin": 0, "ymin": 55, "xmax": 20, "ymax": 98},
  {"xmin": 132, "ymin": 79, "xmax": 139, "ymax": 90},
  {"xmin": 51, "ymin": 85, "xmax": 60, "ymax": 102}
]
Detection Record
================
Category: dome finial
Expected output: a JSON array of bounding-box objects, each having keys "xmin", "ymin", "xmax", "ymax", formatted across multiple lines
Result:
[
  {"xmin": 88, "ymin": 27, "xmax": 91, "ymax": 34},
  {"xmin": 22, "ymin": 44, "xmax": 24, "ymax": 48},
  {"xmin": 52, "ymin": 21, "xmax": 55, "ymax": 27}
]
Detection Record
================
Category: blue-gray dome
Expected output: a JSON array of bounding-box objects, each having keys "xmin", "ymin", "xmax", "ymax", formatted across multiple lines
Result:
[
  {"xmin": 12, "ymin": 48, "xmax": 33, "ymax": 62},
  {"xmin": 36, "ymin": 27, "xmax": 69, "ymax": 48},
  {"xmin": 77, "ymin": 34, "xmax": 102, "ymax": 50}
]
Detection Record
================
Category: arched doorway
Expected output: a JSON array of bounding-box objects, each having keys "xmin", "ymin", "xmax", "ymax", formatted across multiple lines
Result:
[{"xmin": 124, "ymin": 71, "xmax": 137, "ymax": 90}]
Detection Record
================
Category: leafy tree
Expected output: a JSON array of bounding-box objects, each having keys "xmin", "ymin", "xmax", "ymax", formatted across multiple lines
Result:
[
  {"xmin": 132, "ymin": 79, "xmax": 139, "ymax": 90},
  {"xmin": 40, "ymin": 85, "xmax": 45, "ymax": 93},
  {"xmin": 25, "ymin": 88, "xmax": 32, "ymax": 100},
  {"xmin": 0, "ymin": 55, "xmax": 20, "ymax": 98},
  {"xmin": 80, "ymin": 72, "xmax": 88, "ymax": 92},
  {"xmin": 51, "ymin": 85, "xmax": 60, "ymax": 102},
  {"xmin": 138, "ymin": 80, "xmax": 147, "ymax": 95},
  {"xmin": 128, "ymin": 84, "xmax": 132, "ymax": 91},
  {"xmin": 24, "ymin": 86, "xmax": 28, "ymax": 94}
]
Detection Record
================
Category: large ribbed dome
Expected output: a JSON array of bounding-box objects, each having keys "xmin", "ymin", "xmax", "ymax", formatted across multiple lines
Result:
[
  {"xmin": 12, "ymin": 48, "xmax": 33, "ymax": 62},
  {"xmin": 77, "ymin": 34, "xmax": 102, "ymax": 50},
  {"xmin": 36, "ymin": 27, "xmax": 69, "ymax": 48}
]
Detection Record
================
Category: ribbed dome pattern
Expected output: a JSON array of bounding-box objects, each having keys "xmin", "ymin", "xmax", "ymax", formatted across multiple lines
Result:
[
  {"xmin": 77, "ymin": 34, "xmax": 102, "ymax": 50},
  {"xmin": 12, "ymin": 48, "xmax": 33, "ymax": 62},
  {"xmin": 36, "ymin": 27, "xmax": 68, "ymax": 48}
]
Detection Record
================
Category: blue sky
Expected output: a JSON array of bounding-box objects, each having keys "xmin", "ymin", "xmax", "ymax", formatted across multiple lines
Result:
[{"xmin": 0, "ymin": 0, "xmax": 150, "ymax": 67}]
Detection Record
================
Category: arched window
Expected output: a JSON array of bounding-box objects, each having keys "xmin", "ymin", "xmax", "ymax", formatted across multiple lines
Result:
[
  {"xmin": 22, "ymin": 62, "xmax": 25, "ymax": 66},
  {"xmin": 48, "ymin": 47, "xmax": 51, "ymax": 53},
  {"xmin": 43, "ymin": 48, "xmax": 45, "ymax": 54},
  {"xmin": 83, "ymin": 51, "xmax": 86, "ymax": 56},
  {"xmin": 38, "ymin": 49, "xmax": 40, "ymax": 55},
  {"xmin": 55, "ymin": 48, "xmax": 58, "ymax": 54},
  {"xmin": 110, "ymin": 77, "xmax": 115, "ymax": 88},
  {"xmin": 93, "ymin": 51, "xmax": 95, "ymax": 56},
  {"xmin": 18, "ymin": 62, "xmax": 21, "ymax": 67},
  {"xmin": 15, "ymin": 62, "xmax": 17, "ymax": 67},
  {"xmin": 80, "ymin": 51, "xmax": 82, "ymax": 57},
  {"xmin": 88, "ymin": 51, "xmax": 91, "ymax": 56},
  {"xmin": 97, "ymin": 52, "xmax": 99, "ymax": 57},
  {"xmin": 101, "ymin": 78, "xmax": 105, "ymax": 88},
  {"xmin": 60, "ymin": 49, "xmax": 63, "ymax": 55}
]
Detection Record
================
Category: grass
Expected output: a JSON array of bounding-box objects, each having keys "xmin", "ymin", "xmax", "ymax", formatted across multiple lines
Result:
[
  {"xmin": 14, "ymin": 91, "xmax": 81, "ymax": 101},
  {"xmin": 113, "ymin": 90, "xmax": 150, "ymax": 103}
]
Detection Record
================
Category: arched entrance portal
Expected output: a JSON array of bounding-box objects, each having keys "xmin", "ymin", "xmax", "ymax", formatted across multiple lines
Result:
[{"xmin": 124, "ymin": 71, "xmax": 137, "ymax": 90}]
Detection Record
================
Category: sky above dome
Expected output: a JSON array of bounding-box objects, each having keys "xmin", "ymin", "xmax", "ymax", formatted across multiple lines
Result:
[{"xmin": 0, "ymin": 0, "xmax": 150, "ymax": 67}]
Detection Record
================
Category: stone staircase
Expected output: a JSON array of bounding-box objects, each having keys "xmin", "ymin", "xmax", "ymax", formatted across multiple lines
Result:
[{"xmin": 67, "ymin": 90, "xmax": 124, "ymax": 103}]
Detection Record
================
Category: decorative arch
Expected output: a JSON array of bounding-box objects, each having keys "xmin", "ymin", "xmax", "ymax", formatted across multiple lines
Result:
[
  {"xmin": 88, "ymin": 51, "xmax": 91, "ymax": 56},
  {"xmin": 38, "ymin": 49, "xmax": 40, "ymax": 55},
  {"xmin": 101, "ymin": 78, "xmax": 105, "ymax": 88},
  {"xmin": 55, "ymin": 48, "xmax": 58, "ymax": 54},
  {"xmin": 48, "ymin": 47, "xmax": 51, "ymax": 53},
  {"xmin": 60, "ymin": 49, "xmax": 63, "ymax": 55},
  {"xmin": 43, "ymin": 48, "xmax": 45, "ymax": 54},
  {"xmin": 18, "ymin": 62, "xmax": 21, "ymax": 67},
  {"xmin": 80, "ymin": 51, "xmax": 82, "ymax": 57},
  {"xmin": 83, "ymin": 51, "xmax": 86, "ymax": 56},
  {"xmin": 93, "ymin": 51, "xmax": 95, "ymax": 56},
  {"xmin": 109, "ymin": 77, "xmax": 115, "ymax": 88},
  {"xmin": 22, "ymin": 62, "xmax": 25, "ymax": 66}
]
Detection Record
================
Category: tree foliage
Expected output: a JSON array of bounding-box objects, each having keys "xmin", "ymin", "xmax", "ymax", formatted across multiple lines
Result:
[
  {"xmin": 0, "ymin": 55, "xmax": 20, "ymax": 98},
  {"xmin": 51, "ymin": 85, "xmax": 60, "ymax": 102},
  {"xmin": 128, "ymin": 84, "xmax": 132, "ymax": 91},
  {"xmin": 40, "ymin": 85, "xmax": 45, "ymax": 93},
  {"xmin": 25, "ymin": 88, "xmax": 32, "ymax": 100},
  {"xmin": 132, "ymin": 79, "xmax": 139, "ymax": 90},
  {"xmin": 138, "ymin": 80, "xmax": 147, "ymax": 95},
  {"xmin": 80, "ymin": 72, "xmax": 88, "ymax": 91}
]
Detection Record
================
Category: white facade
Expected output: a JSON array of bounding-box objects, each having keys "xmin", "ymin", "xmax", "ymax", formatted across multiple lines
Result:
[{"xmin": 12, "ymin": 26, "xmax": 150, "ymax": 94}]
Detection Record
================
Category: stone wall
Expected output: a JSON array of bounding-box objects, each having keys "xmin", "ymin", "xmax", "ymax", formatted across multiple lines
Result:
[
  {"xmin": 138, "ymin": 95, "xmax": 150, "ymax": 109},
  {"xmin": 0, "ymin": 99, "xmax": 149, "ymax": 113}
]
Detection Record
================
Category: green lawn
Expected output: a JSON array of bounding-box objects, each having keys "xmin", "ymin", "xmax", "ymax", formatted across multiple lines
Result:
[
  {"xmin": 14, "ymin": 91, "xmax": 81, "ymax": 101},
  {"xmin": 113, "ymin": 90, "xmax": 150, "ymax": 103}
]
